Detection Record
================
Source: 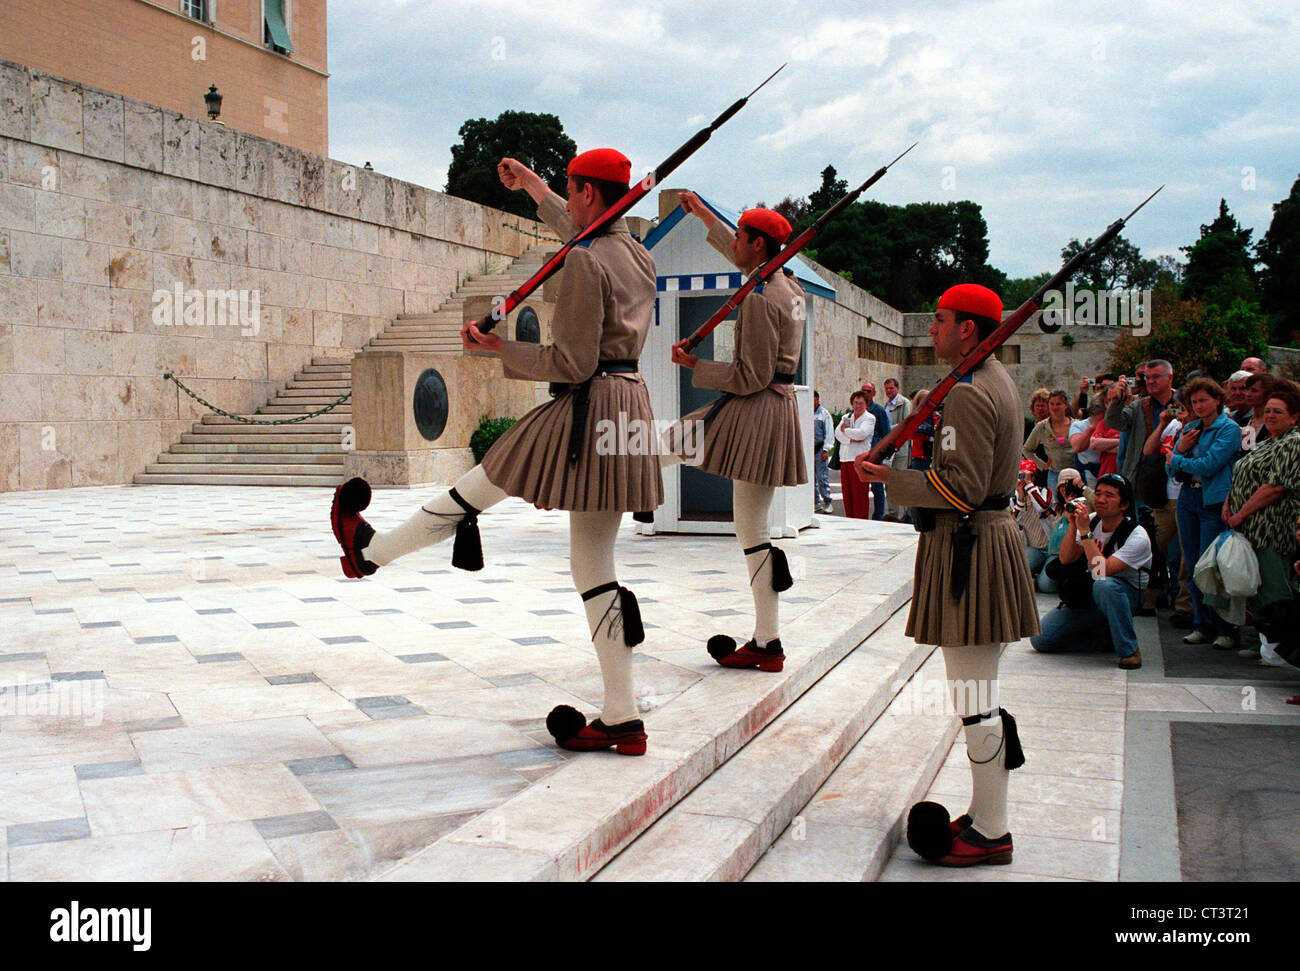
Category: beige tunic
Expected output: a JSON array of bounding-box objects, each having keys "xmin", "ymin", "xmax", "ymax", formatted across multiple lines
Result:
[
  {"xmin": 664, "ymin": 221, "xmax": 807, "ymax": 487},
  {"xmin": 886, "ymin": 357, "xmax": 1041, "ymax": 646},
  {"xmin": 480, "ymin": 190, "xmax": 663, "ymax": 512}
]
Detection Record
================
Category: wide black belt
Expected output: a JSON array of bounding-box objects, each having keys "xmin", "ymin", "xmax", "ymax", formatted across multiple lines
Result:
[
  {"xmin": 702, "ymin": 371, "xmax": 797, "ymax": 426},
  {"xmin": 551, "ymin": 359, "xmax": 638, "ymax": 465}
]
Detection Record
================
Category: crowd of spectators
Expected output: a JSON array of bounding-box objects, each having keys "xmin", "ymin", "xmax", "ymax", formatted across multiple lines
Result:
[{"xmin": 1015, "ymin": 357, "xmax": 1300, "ymax": 687}]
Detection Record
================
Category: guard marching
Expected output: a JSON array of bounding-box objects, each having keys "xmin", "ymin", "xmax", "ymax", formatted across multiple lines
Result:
[
  {"xmin": 855, "ymin": 283, "xmax": 1040, "ymax": 866},
  {"xmin": 330, "ymin": 147, "xmax": 663, "ymax": 756},
  {"xmin": 661, "ymin": 193, "xmax": 807, "ymax": 672}
]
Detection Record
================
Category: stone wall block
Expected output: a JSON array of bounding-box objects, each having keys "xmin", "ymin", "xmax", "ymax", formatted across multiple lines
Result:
[
  {"xmin": 161, "ymin": 111, "xmax": 201, "ymax": 181},
  {"xmin": 30, "ymin": 74, "xmax": 83, "ymax": 153},
  {"xmin": 123, "ymin": 100, "xmax": 163, "ymax": 172},
  {"xmin": 231, "ymin": 132, "xmax": 271, "ymax": 197},
  {"xmin": 61, "ymin": 239, "xmax": 109, "ymax": 286},
  {"xmin": 0, "ymin": 62, "xmax": 31, "ymax": 141},
  {"xmin": 82, "ymin": 88, "xmax": 125, "ymax": 163},
  {"xmin": 198, "ymin": 123, "xmax": 236, "ymax": 190},
  {"xmin": 7, "ymin": 141, "xmax": 56, "ymax": 189},
  {"xmin": 0, "ymin": 182, "xmax": 37, "ymax": 231},
  {"xmin": 19, "ymin": 421, "xmax": 73, "ymax": 490},
  {"xmin": 54, "ymin": 151, "xmax": 109, "ymax": 201},
  {"xmin": 36, "ymin": 192, "xmax": 86, "ymax": 239},
  {"xmin": 11, "ymin": 230, "xmax": 62, "ymax": 280}
]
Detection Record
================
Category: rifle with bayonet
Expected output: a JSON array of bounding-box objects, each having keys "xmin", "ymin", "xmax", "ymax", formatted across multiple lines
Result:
[{"xmin": 471, "ymin": 64, "xmax": 786, "ymax": 337}]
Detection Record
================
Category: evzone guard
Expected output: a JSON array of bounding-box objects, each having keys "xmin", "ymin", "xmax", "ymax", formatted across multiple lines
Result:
[
  {"xmin": 855, "ymin": 284, "xmax": 1040, "ymax": 866},
  {"xmin": 330, "ymin": 147, "xmax": 663, "ymax": 756},
  {"xmin": 660, "ymin": 194, "xmax": 807, "ymax": 672}
]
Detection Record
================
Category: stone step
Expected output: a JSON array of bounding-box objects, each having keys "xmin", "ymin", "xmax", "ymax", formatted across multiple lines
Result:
[
  {"xmin": 377, "ymin": 548, "xmax": 916, "ymax": 882},
  {"xmin": 593, "ymin": 606, "xmax": 929, "ymax": 881},
  {"xmin": 133, "ymin": 471, "xmax": 342, "ymax": 487},
  {"xmin": 144, "ymin": 461, "xmax": 344, "ymax": 476},
  {"xmin": 170, "ymin": 442, "xmax": 344, "ymax": 455},
  {"xmin": 257, "ymin": 403, "xmax": 352, "ymax": 414},
  {"xmin": 279, "ymin": 386, "xmax": 352, "ymax": 397},
  {"xmin": 310, "ymin": 358, "xmax": 352, "ymax": 368},
  {"xmin": 199, "ymin": 414, "xmax": 351, "ymax": 427},
  {"xmin": 155, "ymin": 451, "xmax": 345, "ymax": 465},
  {"xmin": 180, "ymin": 432, "xmax": 343, "ymax": 445},
  {"xmin": 745, "ymin": 649, "xmax": 959, "ymax": 882}
]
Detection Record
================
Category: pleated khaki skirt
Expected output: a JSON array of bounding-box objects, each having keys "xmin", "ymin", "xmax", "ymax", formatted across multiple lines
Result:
[
  {"xmin": 480, "ymin": 373, "xmax": 664, "ymax": 513},
  {"xmin": 906, "ymin": 508, "xmax": 1042, "ymax": 647},
  {"xmin": 663, "ymin": 385, "xmax": 808, "ymax": 488}
]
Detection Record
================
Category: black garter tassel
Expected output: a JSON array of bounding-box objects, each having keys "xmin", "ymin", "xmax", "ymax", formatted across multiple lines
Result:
[
  {"xmin": 618, "ymin": 586, "xmax": 645, "ymax": 647},
  {"xmin": 744, "ymin": 542, "xmax": 794, "ymax": 593},
  {"xmin": 1000, "ymin": 707, "xmax": 1025, "ymax": 770},
  {"xmin": 769, "ymin": 545, "xmax": 793, "ymax": 592},
  {"xmin": 582, "ymin": 581, "xmax": 645, "ymax": 648},
  {"xmin": 448, "ymin": 488, "xmax": 483, "ymax": 572}
]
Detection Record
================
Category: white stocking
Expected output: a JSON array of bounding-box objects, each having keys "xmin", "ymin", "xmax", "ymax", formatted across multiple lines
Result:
[
  {"xmin": 363, "ymin": 465, "xmax": 507, "ymax": 567},
  {"xmin": 570, "ymin": 511, "xmax": 638, "ymax": 726},
  {"xmin": 734, "ymin": 480, "xmax": 779, "ymax": 647},
  {"xmin": 940, "ymin": 643, "xmax": 1010, "ymax": 838}
]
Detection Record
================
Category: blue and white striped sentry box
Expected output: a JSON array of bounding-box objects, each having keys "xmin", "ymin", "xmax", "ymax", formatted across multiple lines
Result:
[{"xmin": 657, "ymin": 273, "xmax": 746, "ymax": 293}]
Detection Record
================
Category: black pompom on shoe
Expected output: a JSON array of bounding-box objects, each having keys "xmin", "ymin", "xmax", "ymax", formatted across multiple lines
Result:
[
  {"xmin": 707, "ymin": 634, "xmax": 738, "ymax": 661},
  {"xmin": 546, "ymin": 704, "xmax": 586, "ymax": 744},
  {"xmin": 906, "ymin": 801, "xmax": 955, "ymax": 861},
  {"xmin": 337, "ymin": 477, "xmax": 372, "ymax": 514}
]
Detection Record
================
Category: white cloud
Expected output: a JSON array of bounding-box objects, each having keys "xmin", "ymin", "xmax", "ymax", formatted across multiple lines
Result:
[{"xmin": 328, "ymin": 0, "xmax": 1300, "ymax": 279}]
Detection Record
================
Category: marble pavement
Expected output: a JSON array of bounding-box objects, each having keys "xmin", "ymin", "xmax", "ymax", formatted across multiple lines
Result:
[{"xmin": 0, "ymin": 483, "xmax": 917, "ymax": 880}]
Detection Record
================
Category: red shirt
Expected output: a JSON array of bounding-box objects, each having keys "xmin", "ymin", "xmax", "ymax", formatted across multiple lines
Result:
[{"xmin": 1094, "ymin": 419, "xmax": 1120, "ymax": 476}]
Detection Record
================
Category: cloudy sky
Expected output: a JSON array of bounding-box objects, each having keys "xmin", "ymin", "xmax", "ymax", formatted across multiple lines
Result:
[{"xmin": 328, "ymin": 0, "xmax": 1299, "ymax": 279}]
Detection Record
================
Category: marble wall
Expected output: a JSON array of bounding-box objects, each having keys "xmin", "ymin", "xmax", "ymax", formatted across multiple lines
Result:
[{"xmin": 0, "ymin": 59, "xmax": 551, "ymax": 492}]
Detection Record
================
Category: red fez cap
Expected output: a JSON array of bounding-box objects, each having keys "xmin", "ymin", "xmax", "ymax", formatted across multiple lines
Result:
[
  {"xmin": 738, "ymin": 208, "xmax": 792, "ymax": 244},
  {"xmin": 938, "ymin": 283, "xmax": 1003, "ymax": 321},
  {"xmin": 567, "ymin": 148, "xmax": 631, "ymax": 184}
]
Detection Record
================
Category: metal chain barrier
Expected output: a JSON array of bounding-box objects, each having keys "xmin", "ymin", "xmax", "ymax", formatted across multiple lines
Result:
[
  {"xmin": 501, "ymin": 221, "xmax": 561, "ymax": 244},
  {"xmin": 162, "ymin": 371, "xmax": 350, "ymax": 425}
]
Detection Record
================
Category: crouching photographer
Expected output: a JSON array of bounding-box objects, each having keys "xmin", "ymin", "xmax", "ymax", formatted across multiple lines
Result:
[{"xmin": 1031, "ymin": 473, "xmax": 1153, "ymax": 669}]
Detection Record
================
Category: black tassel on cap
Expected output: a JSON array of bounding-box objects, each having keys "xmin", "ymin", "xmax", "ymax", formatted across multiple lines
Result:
[{"xmin": 448, "ymin": 488, "xmax": 483, "ymax": 572}]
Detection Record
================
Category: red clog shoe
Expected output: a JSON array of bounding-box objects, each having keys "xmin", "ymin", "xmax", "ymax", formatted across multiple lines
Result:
[
  {"xmin": 937, "ymin": 825, "xmax": 1014, "ymax": 867},
  {"xmin": 706, "ymin": 635, "xmax": 785, "ymax": 672},
  {"xmin": 331, "ymin": 478, "xmax": 378, "ymax": 579},
  {"xmin": 546, "ymin": 705, "xmax": 646, "ymax": 756}
]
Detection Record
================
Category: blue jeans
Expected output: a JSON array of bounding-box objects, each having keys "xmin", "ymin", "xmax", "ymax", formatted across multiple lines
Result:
[
  {"xmin": 1025, "ymin": 546, "xmax": 1048, "ymax": 579},
  {"xmin": 814, "ymin": 449, "xmax": 831, "ymax": 505},
  {"xmin": 870, "ymin": 482, "xmax": 885, "ymax": 520},
  {"xmin": 1031, "ymin": 576, "xmax": 1143, "ymax": 659},
  {"xmin": 1175, "ymin": 486, "xmax": 1236, "ymax": 636}
]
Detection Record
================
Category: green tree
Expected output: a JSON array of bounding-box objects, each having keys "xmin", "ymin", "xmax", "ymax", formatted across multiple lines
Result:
[
  {"xmin": 809, "ymin": 196, "xmax": 1007, "ymax": 309},
  {"xmin": 445, "ymin": 111, "xmax": 576, "ymax": 219},
  {"xmin": 807, "ymin": 165, "xmax": 848, "ymax": 213},
  {"xmin": 1058, "ymin": 234, "xmax": 1160, "ymax": 291},
  {"xmin": 1256, "ymin": 173, "xmax": 1300, "ymax": 345},
  {"xmin": 1003, "ymin": 272, "xmax": 1053, "ymax": 307},
  {"xmin": 1181, "ymin": 199, "xmax": 1258, "ymax": 309},
  {"xmin": 1110, "ymin": 284, "xmax": 1268, "ymax": 380}
]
